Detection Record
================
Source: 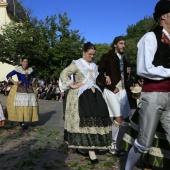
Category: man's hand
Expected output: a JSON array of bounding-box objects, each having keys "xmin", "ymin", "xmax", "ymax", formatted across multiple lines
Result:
[
  {"xmin": 130, "ymin": 86, "xmax": 134, "ymax": 91},
  {"xmin": 105, "ymin": 76, "xmax": 111, "ymax": 85},
  {"xmin": 113, "ymin": 87, "xmax": 119, "ymax": 94}
]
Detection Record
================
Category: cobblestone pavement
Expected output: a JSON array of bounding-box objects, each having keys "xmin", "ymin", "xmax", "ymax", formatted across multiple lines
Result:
[{"xmin": 0, "ymin": 94, "xmax": 166, "ymax": 170}]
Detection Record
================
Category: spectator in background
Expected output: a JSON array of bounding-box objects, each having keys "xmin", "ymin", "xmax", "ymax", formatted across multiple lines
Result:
[
  {"xmin": 35, "ymin": 83, "xmax": 42, "ymax": 99},
  {"xmin": 0, "ymin": 82, "xmax": 3, "ymax": 93},
  {"xmin": 0, "ymin": 101, "xmax": 6, "ymax": 126},
  {"xmin": 41, "ymin": 79, "xmax": 45, "ymax": 86},
  {"xmin": 1, "ymin": 81, "xmax": 11, "ymax": 96},
  {"xmin": 49, "ymin": 84, "xmax": 57, "ymax": 100},
  {"xmin": 4, "ymin": 84, "xmax": 11, "ymax": 96},
  {"xmin": 55, "ymin": 84, "xmax": 61, "ymax": 101},
  {"xmin": 1, "ymin": 81, "xmax": 8, "ymax": 95},
  {"xmin": 38, "ymin": 84, "xmax": 46, "ymax": 98},
  {"xmin": 39, "ymin": 84, "xmax": 49, "ymax": 99},
  {"xmin": 44, "ymin": 84, "xmax": 53, "ymax": 100}
]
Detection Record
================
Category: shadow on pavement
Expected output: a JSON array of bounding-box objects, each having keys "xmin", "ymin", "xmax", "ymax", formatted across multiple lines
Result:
[
  {"xmin": 30, "ymin": 111, "xmax": 56, "ymax": 127},
  {"xmin": 0, "ymin": 125, "xmax": 70, "ymax": 170}
]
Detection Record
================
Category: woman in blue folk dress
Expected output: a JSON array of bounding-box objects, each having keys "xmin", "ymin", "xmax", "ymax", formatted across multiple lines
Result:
[{"xmin": 6, "ymin": 58, "xmax": 39, "ymax": 129}]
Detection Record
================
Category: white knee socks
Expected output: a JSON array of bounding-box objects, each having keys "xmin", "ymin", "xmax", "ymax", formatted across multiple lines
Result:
[
  {"xmin": 125, "ymin": 146, "xmax": 141, "ymax": 170},
  {"xmin": 111, "ymin": 120, "xmax": 120, "ymax": 149}
]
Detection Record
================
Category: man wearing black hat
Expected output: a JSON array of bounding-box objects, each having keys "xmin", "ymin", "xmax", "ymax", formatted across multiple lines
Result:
[
  {"xmin": 97, "ymin": 36, "xmax": 131, "ymax": 155},
  {"xmin": 125, "ymin": 0, "xmax": 170, "ymax": 169}
]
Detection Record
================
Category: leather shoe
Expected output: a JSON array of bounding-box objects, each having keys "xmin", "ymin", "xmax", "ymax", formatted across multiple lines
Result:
[
  {"xmin": 109, "ymin": 148, "xmax": 125, "ymax": 156},
  {"xmin": 89, "ymin": 157, "xmax": 99, "ymax": 164},
  {"xmin": 109, "ymin": 148, "xmax": 117, "ymax": 155},
  {"xmin": 117, "ymin": 149, "xmax": 125, "ymax": 156},
  {"xmin": 22, "ymin": 124, "xmax": 28, "ymax": 130},
  {"xmin": 76, "ymin": 149, "xmax": 88, "ymax": 156}
]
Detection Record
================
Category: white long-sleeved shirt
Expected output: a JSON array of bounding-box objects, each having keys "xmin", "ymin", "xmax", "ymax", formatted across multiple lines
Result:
[{"xmin": 137, "ymin": 28, "xmax": 170, "ymax": 80}]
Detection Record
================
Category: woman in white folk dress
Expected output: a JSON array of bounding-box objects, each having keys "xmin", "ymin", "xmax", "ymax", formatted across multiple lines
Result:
[{"xmin": 60, "ymin": 42, "xmax": 112, "ymax": 164}]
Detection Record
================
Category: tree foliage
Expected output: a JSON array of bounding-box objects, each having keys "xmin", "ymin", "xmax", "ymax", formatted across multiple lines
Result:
[
  {"xmin": 94, "ymin": 43, "xmax": 110, "ymax": 62},
  {"xmin": 124, "ymin": 16, "xmax": 156, "ymax": 71},
  {"xmin": 0, "ymin": 13, "xmax": 85, "ymax": 80},
  {"xmin": 94, "ymin": 17, "xmax": 156, "ymax": 71},
  {"xmin": 0, "ymin": 11, "xmax": 157, "ymax": 80}
]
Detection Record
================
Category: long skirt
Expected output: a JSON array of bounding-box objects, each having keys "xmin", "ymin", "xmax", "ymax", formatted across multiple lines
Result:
[
  {"xmin": 6, "ymin": 85, "xmax": 39, "ymax": 122},
  {"xmin": 64, "ymin": 88, "xmax": 112, "ymax": 149},
  {"xmin": 121, "ymin": 108, "xmax": 170, "ymax": 169}
]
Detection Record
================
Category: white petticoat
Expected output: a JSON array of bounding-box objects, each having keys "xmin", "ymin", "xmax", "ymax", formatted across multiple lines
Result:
[{"xmin": 14, "ymin": 93, "xmax": 38, "ymax": 106}]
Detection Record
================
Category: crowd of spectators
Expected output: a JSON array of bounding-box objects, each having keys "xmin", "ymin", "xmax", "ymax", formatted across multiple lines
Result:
[
  {"xmin": 34, "ymin": 80, "xmax": 62, "ymax": 101},
  {"xmin": 0, "ymin": 79, "xmax": 62, "ymax": 102}
]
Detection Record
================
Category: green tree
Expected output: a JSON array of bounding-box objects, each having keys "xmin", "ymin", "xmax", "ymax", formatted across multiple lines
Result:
[
  {"xmin": 0, "ymin": 13, "xmax": 85, "ymax": 80},
  {"xmin": 94, "ymin": 43, "xmax": 110, "ymax": 63},
  {"xmin": 124, "ymin": 16, "xmax": 156, "ymax": 71}
]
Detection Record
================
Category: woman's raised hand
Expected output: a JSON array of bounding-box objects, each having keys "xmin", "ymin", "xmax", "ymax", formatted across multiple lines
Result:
[
  {"xmin": 69, "ymin": 82, "xmax": 83, "ymax": 89},
  {"xmin": 14, "ymin": 81, "xmax": 22, "ymax": 85}
]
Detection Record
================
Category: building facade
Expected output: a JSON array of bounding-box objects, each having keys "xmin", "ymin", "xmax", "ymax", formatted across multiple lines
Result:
[{"xmin": 0, "ymin": 0, "xmax": 26, "ymax": 81}]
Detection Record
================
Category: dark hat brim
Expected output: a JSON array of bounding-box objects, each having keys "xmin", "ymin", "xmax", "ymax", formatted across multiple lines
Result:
[{"xmin": 153, "ymin": 0, "xmax": 170, "ymax": 21}]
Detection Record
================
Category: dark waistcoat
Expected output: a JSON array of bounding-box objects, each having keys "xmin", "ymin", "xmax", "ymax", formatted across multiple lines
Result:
[
  {"xmin": 142, "ymin": 26, "xmax": 170, "ymax": 92},
  {"xmin": 152, "ymin": 26, "xmax": 170, "ymax": 68}
]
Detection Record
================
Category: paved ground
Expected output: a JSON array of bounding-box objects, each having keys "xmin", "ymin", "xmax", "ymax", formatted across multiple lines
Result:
[{"xmin": 0, "ymin": 94, "xmax": 166, "ymax": 170}]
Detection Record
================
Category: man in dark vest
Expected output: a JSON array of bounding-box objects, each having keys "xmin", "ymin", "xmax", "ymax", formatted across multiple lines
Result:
[{"xmin": 125, "ymin": 0, "xmax": 170, "ymax": 169}]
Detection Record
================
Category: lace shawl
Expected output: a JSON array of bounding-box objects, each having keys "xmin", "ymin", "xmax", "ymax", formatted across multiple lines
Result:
[{"xmin": 74, "ymin": 58, "xmax": 101, "ymax": 97}]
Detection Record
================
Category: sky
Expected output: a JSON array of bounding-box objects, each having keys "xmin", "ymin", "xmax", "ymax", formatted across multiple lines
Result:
[{"xmin": 21, "ymin": 0, "xmax": 159, "ymax": 44}]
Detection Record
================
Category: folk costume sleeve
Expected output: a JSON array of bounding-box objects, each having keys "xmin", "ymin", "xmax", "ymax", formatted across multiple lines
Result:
[
  {"xmin": 30, "ymin": 70, "xmax": 37, "ymax": 78},
  {"xmin": 60, "ymin": 61, "xmax": 77, "ymax": 90},
  {"xmin": 137, "ymin": 31, "xmax": 170, "ymax": 80},
  {"xmin": 6, "ymin": 70, "xmax": 17, "ymax": 79}
]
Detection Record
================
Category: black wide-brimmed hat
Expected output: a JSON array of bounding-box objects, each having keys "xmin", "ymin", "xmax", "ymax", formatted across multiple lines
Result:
[{"xmin": 153, "ymin": 0, "xmax": 170, "ymax": 21}]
